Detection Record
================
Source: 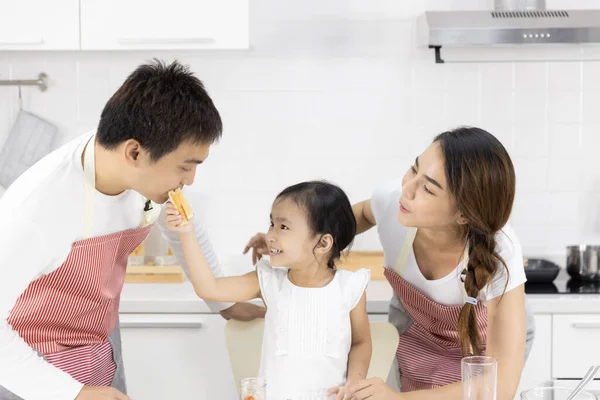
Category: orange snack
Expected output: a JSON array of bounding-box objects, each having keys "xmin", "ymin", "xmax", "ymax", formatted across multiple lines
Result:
[{"xmin": 168, "ymin": 188, "xmax": 194, "ymax": 225}]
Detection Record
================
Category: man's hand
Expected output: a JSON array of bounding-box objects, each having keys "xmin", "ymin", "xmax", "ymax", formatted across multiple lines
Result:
[
  {"xmin": 75, "ymin": 386, "xmax": 131, "ymax": 400},
  {"xmin": 220, "ymin": 302, "xmax": 266, "ymax": 321}
]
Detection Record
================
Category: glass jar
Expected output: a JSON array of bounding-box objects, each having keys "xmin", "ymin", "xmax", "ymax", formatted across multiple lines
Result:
[{"xmin": 240, "ymin": 377, "xmax": 266, "ymax": 400}]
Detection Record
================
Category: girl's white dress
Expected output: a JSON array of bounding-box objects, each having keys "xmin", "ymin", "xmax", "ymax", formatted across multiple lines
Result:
[{"xmin": 256, "ymin": 259, "xmax": 370, "ymax": 400}]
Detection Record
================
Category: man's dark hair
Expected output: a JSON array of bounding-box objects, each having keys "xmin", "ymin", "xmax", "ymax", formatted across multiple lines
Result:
[{"xmin": 97, "ymin": 59, "xmax": 223, "ymax": 161}]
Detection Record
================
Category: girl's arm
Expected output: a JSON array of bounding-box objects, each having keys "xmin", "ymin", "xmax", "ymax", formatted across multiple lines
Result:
[
  {"xmin": 179, "ymin": 230, "xmax": 261, "ymax": 303},
  {"xmin": 346, "ymin": 292, "xmax": 372, "ymax": 384},
  {"xmin": 165, "ymin": 203, "xmax": 261, "ymax": 303}
]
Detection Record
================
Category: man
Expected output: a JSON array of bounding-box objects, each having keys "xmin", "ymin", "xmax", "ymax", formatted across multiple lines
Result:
[{"xmin": 0, "ymin": 60, "xmax": 265, "ymax": 400}]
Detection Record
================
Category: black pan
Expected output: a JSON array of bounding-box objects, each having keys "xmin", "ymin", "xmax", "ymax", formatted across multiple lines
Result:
[{"xmin": 524, "ymin": 258, "xmax": 561, "ymax": 284}]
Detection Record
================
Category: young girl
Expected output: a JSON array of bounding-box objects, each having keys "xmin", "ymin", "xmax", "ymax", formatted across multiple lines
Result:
[
  {"xmin": 165, "ymin": 181, "xmax": 372, "ymax": 400},
  {"xmin": 246, "ymin": 127, "xmax": 536, "ymax": 400}
]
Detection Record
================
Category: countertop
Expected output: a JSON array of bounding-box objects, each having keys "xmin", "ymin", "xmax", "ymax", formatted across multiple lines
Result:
[{"xmin": 119, "ymin": 278, "xmax": 600, "ymax": 315}]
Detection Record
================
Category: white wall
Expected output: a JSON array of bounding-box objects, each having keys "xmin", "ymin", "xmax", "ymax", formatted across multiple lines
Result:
[{"xmin": 0, "ymin": 0, "xmax": 598, "ymax": 266}]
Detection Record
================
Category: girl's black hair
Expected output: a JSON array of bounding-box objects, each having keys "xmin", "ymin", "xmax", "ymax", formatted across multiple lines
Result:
[{"xmin": 275, "ymin": 180, "xmax": 356, "ymax": 268}]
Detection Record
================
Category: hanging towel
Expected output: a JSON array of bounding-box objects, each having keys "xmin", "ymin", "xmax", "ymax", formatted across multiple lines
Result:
[{"xmin": 0, "ymin": 109, "xmax": 57, "ymax": 188}]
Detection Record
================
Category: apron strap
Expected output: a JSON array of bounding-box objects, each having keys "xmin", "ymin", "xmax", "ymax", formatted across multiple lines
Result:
[
  {"xmin": 392, "ymin": 227, "xmax": 417, "ymax": 275},
  {"xmin": 83, "ymin": 135, "xmax": 95, "ymax": 240},
  {"xmin": 391, "ymin": 227, "xmax": 471, "ymax": 301},
  {"xmin": 82, "ymin": 134, "xmax": 157, "ymax": 239}
]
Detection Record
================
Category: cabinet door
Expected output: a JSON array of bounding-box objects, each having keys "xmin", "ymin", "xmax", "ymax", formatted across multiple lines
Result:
[
  {"xmin": 553, "ymin": 314, "xmax": 600, "ymax": 379},
  {"xmin": 81, "ymin": 0, "xmax": 249, "ymax": 50},
  {"xmin": 119, "ymin": 313, "xmax": 237, "ymax": 400},
  {"xmin": 0, "ymin": 0, "xmax": 79, "ymax": 50},
  {"xmin": 515, "ymin": 315, "xmax": 552, "ymax": 399}
]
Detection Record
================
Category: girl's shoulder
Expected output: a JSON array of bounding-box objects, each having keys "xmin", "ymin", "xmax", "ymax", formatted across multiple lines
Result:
[
  {"xmin": 256, "ymin": 258, "xmax": 289, "ymax": 281},
  {"xmin": 335, "ymin": 267, "xmax": 371, "ymax": 310},
  {"xmin": 256, "ymin": 259, "xmax": 289, "ymax": 305}
]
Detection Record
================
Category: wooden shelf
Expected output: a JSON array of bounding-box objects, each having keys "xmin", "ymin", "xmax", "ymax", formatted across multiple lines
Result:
[
  {"xmin": 125, "ymin": 265, "xmax": 185, "ymax": 283},
  {"xmin": 125, "ymin": 251, "xmax": 387, "ymax": 283},
  {"xmin": 337, "ymin": 251, "xmax": 385, "ymax": 280}
]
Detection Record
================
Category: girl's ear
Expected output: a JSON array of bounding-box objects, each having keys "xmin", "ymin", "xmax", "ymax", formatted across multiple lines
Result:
[{"xmin": 315, "ymin": 234, "xmax": 334, "ymax": 255}]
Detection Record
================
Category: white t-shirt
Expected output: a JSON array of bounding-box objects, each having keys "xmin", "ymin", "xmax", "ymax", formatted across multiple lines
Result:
[
  {"xmin": 256, "ymin": 259, "xmax": 370, "ymax": 400},
  {"xmin": 371, "ymin": 179, "xmax": 526, "ymax": 306},
  {"xmin": 0, "ymin": 131, "xmax": 230, "ymax": 400}
]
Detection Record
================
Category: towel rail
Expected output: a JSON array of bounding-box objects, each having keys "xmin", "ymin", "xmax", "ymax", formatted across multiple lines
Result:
[{"xmin": 0, "ymin": 73, "xmax": 48, "ymax": 91}]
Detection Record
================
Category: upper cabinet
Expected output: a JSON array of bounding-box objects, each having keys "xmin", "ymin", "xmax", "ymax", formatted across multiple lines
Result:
[
  {"xmin": 80, "ymin": 0, "xmax": 249, "ymax": 50},
  {"xmin": 0, "ymin": 0, "xmax": 249, "ymax": 51},
  {"xmin": 0, "ymin": 0, "xmax": 80, "ymax": 50}
]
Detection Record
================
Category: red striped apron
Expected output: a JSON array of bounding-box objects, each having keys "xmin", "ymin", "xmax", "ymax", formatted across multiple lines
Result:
[
  {"xmin": 6, "ymin": 134, "xmax": 159, "ymax": 388},
  {"xmin": 8, "ymin": 225, "xmax": 154, "ymax": 386},
  {"xmin": 385, "ymin": 227, "xmax": 487, "ymax": 391}
]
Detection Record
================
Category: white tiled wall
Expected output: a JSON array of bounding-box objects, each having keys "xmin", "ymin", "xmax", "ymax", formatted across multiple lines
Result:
[{"xmin": 0, "ymin": 0, "xmax": 598, "ymax": 265}]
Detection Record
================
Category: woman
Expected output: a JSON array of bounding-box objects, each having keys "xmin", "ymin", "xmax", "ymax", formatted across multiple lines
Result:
[{"xmin": 244, "ymin": 127, "xmax": 535, "ymax": 400}]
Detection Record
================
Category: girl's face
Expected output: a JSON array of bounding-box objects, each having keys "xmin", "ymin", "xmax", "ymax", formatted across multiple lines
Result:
[
  {"xmin": 398, "ymin": 142, "xmax": 463, "ymax": 231},
  {"xmin": 266, "ymin": 198, "xmax": 328, "ymax": 269}
]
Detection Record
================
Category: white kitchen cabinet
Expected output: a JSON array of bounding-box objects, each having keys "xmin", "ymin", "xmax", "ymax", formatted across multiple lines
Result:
[
  {"xmin": 119, "ymin": 313, "xmax": 237, "ymax": 400},
  {"xmin": 80, "ymin": 0, "xmax": 249, "ymax": 50},
  {"xmin": 0, "ymin": 0, "xmax": 79, "ymax": 50},
  {"xmin": 553, "ymin": 314, "xmax": 600, "ymax": 379},
  {"xmin": 516, "ymin": 315, "xmax": 553, "ymax": 398}
]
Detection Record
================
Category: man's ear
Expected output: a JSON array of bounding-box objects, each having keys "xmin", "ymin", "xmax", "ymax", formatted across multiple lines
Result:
[{"xmin": 123, "ymin": 139, "xmax": 143, "ymax": 166}]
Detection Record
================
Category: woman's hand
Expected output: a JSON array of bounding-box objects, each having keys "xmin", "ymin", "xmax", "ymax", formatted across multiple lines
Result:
[
  {"xmin": 165, "ymin": 202, "xmax": 193, "ymax": 234},
  {"xmin": 242, "ymin": 232, "xmax": 269, "ymax": 264},
  {"xmin": 327, "ymin": 380, "xmax": 356, "ymax": 400}
]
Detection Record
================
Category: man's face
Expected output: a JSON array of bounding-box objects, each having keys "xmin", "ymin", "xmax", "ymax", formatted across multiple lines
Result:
[{"xmin": 131, "ymin": 140, "xmax": 211, "ymax": 204}]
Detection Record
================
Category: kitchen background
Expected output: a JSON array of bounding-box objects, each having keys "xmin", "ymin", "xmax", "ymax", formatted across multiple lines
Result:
[{"xmin": 0, "ymin": 0, "xmax": 599, "ymax": 268}]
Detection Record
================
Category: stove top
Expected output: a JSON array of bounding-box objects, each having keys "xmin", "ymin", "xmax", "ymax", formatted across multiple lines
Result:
[{"xmin": 525, "ymin": 270, "xmax": 600, "ymax": 295}]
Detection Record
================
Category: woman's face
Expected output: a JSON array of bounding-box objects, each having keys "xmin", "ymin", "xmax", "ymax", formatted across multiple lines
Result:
[{"xmin": 398, "ymin": 141, "xmax": 463, "ymax": 230}]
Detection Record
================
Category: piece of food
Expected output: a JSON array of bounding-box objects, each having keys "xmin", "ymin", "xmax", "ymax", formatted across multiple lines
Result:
[
  {"xmin": 244, "ymin": 395, "xmax": 256, "ymax": 400},
  {"xmin": 168, "ymin": 188, "xmax": 194, "ymax": 225}
]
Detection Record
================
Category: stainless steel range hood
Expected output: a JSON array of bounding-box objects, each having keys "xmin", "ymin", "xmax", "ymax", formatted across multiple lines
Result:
[{"xmin": 421, "ymin": 4, "xmax": 600, "ymax": 63}]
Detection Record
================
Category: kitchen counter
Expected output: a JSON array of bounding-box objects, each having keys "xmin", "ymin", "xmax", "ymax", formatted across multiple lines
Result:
[{"xmin": 119, "ymin": 278, "xmax": 600, "ymax": 315}]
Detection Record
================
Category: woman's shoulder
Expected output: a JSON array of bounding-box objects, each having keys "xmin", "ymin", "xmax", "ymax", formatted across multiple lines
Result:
[
  {"xmin": 494, "ymin": 222, "xmax": 523, "ymax": 269},
  {"xmin": 370, "ymin": 179, "xmax": 403, "ymax": 224},
  {"xmin": 484, "ymin": 222, "xmax": 526, "ymax": 301}
]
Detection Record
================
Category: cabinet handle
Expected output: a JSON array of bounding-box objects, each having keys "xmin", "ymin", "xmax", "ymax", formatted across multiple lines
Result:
[
  {"xmin": 117, "ymin": 37, "xmax": 214, "ymax": 45},
  {"xmin": 119, "ymin": 314, "xmax": 204, "ymax": 329},
  {"xmin": 572, "ymin": 323, "xmax": 600, "ymax": 330},
  {"xmin": 0, "ymin": 38, "xmax": 44, "ymax": 45}
]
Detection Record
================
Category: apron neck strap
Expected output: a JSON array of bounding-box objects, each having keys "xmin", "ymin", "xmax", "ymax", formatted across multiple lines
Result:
[
  {"xmin": 83, "ymin": 135, "xmax": 96, "ymax": 239},
  {"xmin": 392, "ymin": 227, "xmax": 472, "ymax": 299},
  {"xmin": 392, "ymin": 227, "xmax": 417, "ymax": 275},
  {"xmin": 82, "ymin": 134, "xmax": 153, "ymax": 239}
]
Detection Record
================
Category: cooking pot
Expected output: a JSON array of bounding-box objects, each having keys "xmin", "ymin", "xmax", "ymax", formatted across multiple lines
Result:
[{"xmin": 566, "ymin": 245, "xmax": 600, "ymax": 282}]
